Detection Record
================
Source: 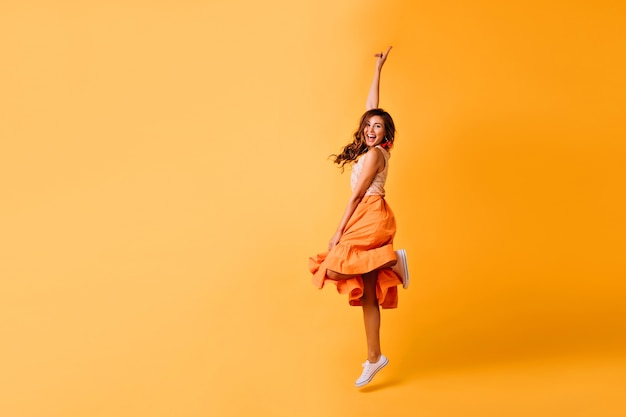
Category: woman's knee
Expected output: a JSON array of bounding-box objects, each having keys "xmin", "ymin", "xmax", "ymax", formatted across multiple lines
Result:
[
  {"xmin": 361, "ymin": 291, "xmax": 378, "ymax": 306},
  {"xmin": 361, "ymin": 272, "xmax": 379, "ymax": 305}
]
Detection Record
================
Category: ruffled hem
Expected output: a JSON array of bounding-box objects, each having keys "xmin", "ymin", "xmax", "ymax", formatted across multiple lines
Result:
[{"xmin": 308, "ymin": 248, "xmax": 402, "ymax": 309}]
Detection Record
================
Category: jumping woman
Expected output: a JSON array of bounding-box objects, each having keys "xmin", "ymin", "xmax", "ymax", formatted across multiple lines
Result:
[{"xmin": 308, "ymin": 46, "xmax": 410, "ymax": 387}]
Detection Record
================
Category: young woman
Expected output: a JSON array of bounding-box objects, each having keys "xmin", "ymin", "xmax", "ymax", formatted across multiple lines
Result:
[{"xmin": 308, "ymin": 46, "xmax": 409, "ymax": 387}]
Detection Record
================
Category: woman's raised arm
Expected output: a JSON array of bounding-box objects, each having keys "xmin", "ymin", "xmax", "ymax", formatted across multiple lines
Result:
[{"xmin": 366, "ymin": 46, "xmax": 392, "ymax": 110}]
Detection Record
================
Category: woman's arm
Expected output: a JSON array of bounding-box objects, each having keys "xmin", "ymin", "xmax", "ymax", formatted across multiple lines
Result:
[
  {"xmin": 366, "ymin": 46, "xmax": 392, "ymax": 110},
  {"xmin": 328, "ymin": 149, "xmax": 385, "ymax": 250}
]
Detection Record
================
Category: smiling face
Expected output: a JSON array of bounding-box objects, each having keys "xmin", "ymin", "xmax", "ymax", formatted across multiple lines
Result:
[{"xmin": 363, "ymin": 115, "xmax": 386, "ymax": 148}]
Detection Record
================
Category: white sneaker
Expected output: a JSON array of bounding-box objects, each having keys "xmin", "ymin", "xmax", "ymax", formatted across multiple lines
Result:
[
  {"xmin": 355, "ymin": 354, "xmax": 388, "ymax": 387},
  {"xmin": 392, "ymin": 249, "xmax": 410, "ymax": 289}
]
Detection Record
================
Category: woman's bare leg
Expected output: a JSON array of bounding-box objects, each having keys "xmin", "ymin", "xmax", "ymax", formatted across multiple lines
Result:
[
  {"xmin": 361, "ymin": 269, "xmax": 381, "ymax": 363},
  {"xmin": 326, "ymin": 259, "xmax": 396, "ymax": 281}
]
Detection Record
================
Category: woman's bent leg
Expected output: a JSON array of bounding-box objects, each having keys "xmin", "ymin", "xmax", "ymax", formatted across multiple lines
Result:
[{"xmin": 326, "ymin": 259, "xmax": 396, "ymax": 281}]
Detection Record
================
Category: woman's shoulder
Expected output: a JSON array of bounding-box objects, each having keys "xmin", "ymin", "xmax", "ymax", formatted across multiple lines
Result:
[
  {"xmin": 362, "ymin": 146, "xmax": 387, "ymax": 171},
  {"xmin": 364, "ymin": 147, "xmax": 383, "ymax": 159},
  {"xmin": 370, "ymin": 145, "xmax": 390, "ymax": 160}
]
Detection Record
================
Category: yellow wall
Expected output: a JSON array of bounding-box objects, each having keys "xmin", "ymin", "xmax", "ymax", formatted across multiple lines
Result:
[{"xmin": 1, "ymin": 1, "xmax": 624, "ymax": 416}]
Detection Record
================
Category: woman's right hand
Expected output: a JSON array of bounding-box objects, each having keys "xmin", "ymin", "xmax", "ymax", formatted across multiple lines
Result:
[{"xmin": 328, "ymin": 231, "xmax": 342, "ymax": 251}]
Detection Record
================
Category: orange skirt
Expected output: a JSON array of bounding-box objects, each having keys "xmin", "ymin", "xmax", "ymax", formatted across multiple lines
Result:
[{"xmin": 308, "ymin": 195, "xmax": 402, "ymax": 308}]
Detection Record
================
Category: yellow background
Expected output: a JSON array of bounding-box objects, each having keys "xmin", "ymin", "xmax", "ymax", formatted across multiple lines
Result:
[{"xmin": 1, "ymin": 1, "xmax": 625, "ymax": 416}]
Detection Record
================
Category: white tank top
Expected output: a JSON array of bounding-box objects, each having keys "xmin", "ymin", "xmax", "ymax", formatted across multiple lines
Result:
[{"xmin": 350, "ymin": 145, "xmax": 390, "ymax": 196}]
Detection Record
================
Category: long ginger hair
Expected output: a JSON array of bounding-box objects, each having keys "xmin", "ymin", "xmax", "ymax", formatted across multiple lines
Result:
[{"xmin": 332, "ymin": 108, "xmax": 396, "ymax": 170}]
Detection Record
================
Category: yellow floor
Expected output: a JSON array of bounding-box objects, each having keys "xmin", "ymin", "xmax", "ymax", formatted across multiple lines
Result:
[{"xmin": 3, "ymin": 275, "xmax": 624, "ymax": 417}]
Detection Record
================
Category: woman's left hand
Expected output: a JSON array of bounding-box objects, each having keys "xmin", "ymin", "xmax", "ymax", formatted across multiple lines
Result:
[
  {"xmin": 328, "ymin": 231, "xmax": 342, "ymax": 251},
  {"xmin": 374, "ymin": 46, "xmax": 392, "ymax": 71}
]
